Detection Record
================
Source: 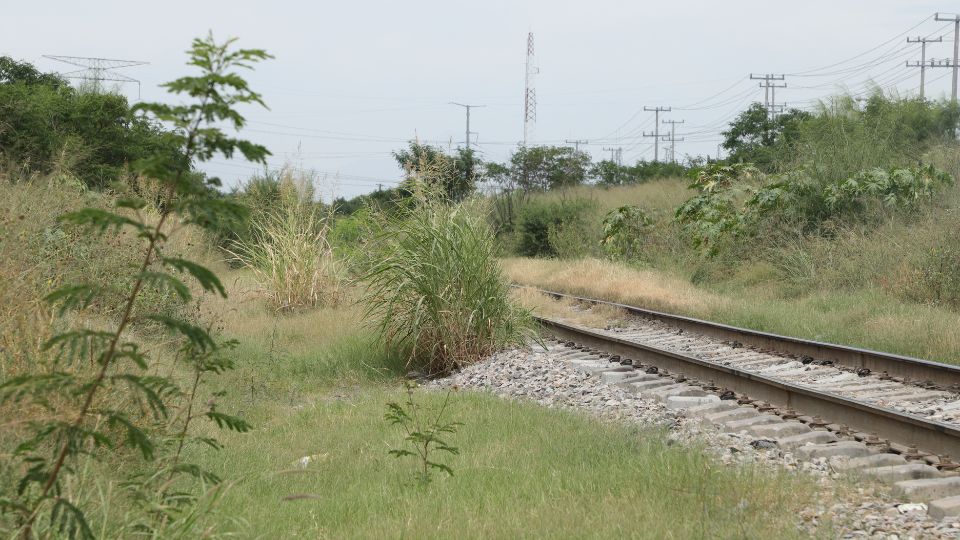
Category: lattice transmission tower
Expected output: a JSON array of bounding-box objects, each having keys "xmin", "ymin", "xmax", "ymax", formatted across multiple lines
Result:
[
  {"xmin": 523, "ymin": 32, "xmax": 538, "ymax": 147},
  {"xmin": 43, "ymin": 55, "xmax": 148, "ymax": 97}
]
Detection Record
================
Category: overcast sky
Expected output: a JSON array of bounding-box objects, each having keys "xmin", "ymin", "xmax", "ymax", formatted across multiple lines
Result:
[{"xmin": 4, "ymin": 0, "xmax": 957, "ymax": 199}]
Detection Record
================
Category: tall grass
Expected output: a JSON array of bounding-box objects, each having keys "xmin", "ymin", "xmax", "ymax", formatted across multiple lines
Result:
[
  {"xmin": 361, "ymin": 196, "xmax": 534, "ymax": 375},
  {"xmin": 231, "ymin": 170, "xmax": 345, "ymax": 311}
]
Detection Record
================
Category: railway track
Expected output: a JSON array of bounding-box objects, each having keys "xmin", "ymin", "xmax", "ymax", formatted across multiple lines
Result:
[{"xmin": 525, "ymin": 287, "xmax": 960, "ymax": 519}]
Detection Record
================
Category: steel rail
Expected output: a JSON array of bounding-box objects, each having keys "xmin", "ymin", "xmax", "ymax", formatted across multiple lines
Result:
[
  {"xmin": 538, "ymin": 317, "xmax": 960, "ymax": 458},
  {"xmin": 522, "ymin": 286, "xmax": 960, "ymax": 388}
]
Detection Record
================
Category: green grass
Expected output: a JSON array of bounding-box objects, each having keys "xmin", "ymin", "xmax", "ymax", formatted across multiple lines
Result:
[
  {"xmin": 189, "ymin": 387, "xmax": 817, "ymax": 539},
  {"xmin": 174, "ymin": 286, "xmax": 821, "ymax": 538}
]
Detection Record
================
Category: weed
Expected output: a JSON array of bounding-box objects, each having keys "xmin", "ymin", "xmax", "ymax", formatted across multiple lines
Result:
[{"xmin": 385, "ymin": 381, "xmax": 462, "ymax": 483}]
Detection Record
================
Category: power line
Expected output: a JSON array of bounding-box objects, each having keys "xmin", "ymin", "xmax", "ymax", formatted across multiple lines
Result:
[{"xmin": 785, "ymin": 14, "xmax": 933, "ymax": 76}]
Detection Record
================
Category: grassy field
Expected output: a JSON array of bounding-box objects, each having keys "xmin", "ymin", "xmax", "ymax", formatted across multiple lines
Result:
[
  {"xmin": 179, "ymin": 276, "xmax": 822, "ymax": 538},
  {"xmin": 0, "ymin": 177, "xmax": 825, "ymax": 537}
]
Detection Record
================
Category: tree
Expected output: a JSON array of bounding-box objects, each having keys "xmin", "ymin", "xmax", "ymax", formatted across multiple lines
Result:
[
  {"xmin": 0, "ymin": 56, "xmax": 66, "ymax": 87},
  {"xmin": 0, "ymin": 56, "xmax": 182, "ymax": 189},
  {"xmin": 509, "ymin": 145, "xmax": 590, "ymax": 191},
  {"xmin": 590, "ymin": 159, "xmax": 690, "ymax": 187},
  {"xmin": 721, "ymin": 103, "xmax": 810, "ymax": 169},
  {"xmin": 393, "ymin": 141, "xmax": 476, "ymax": 201}
]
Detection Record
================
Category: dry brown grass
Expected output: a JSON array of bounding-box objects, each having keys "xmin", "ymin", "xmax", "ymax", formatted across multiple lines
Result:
[
  {"xmin": 510, "ymin": 287, "xmax": 629, "ymax": 328},
  {"xmin": 503, "ymin": 257, "xmax": 727, "ymax": 315}
]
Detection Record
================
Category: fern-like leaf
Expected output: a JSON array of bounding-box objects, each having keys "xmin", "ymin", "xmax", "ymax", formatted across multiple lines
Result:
[
  {"xmin": 58, "ymin": 208, "xmax": 150, "ymax": 237},
  {"xmin": 161, "ymin": 257, "xmax": 227, "ymax": 297},
  {"xmin": 137, "ymin": 271, "xmax": 191, "ymax": 302},
  {"xmin": 44, "ymin": 284, "xmax": 101, "ymax": 316},
  {"xmin": 143, "ymin": 315, "xmax": 216, "ymax": 352},
  {"xmin": 205, "ymin": 411, "xmax": 251, "ymax": 432}
]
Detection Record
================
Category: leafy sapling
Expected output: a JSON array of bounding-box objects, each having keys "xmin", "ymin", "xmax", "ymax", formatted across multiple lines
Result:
[
  {"xmin": 385, "ymin": 381, "xmax": 462, "ymax": 483},
  {"xmin": 0, "ymin": 34, "xmax": 271, "ymax": 538}
]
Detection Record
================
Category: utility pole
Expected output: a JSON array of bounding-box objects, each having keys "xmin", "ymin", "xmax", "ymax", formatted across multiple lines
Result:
[
  {"xmin": 935, "ymin": 12, "xmax": 960, "ymax": 104},
  {"xmin": 906, "ymin": 35, "xmax": 943, "ymax": 99},
  {"xmin": 642, "ymin": 106, "xmax": 671, "ymax": 162},
  {"xmin": 750, "ymin": 73, "xmax": 786, "ymax": 119},
  {"xmin": 565, "ymin": 139, "xmax": 589, "ymax": 152},
  {"xmin": 602, "ymin": 146, "xmax": 623, "ymax": 184},
  {"xmin": 449, "ymin": 102, "xmax": 485, "ymax": 150},
  {"xmin": 661, "ymin": 119, "xmax": 684, "ymax": 163},
  {"xmin": 602, "ymin": 146, "xmax": 622, "ymax": 165},
  {"xmin": 43, "ymin": 55, "xmax": 148, "ymax": 97}
]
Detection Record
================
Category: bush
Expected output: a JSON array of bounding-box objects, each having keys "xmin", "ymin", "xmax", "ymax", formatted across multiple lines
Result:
[
  {"xmin": 230, "ymin": 171, "xmax": 345, "ymax": 311},
  {"xmin": 600, "ymin": 205, "xmax": 653, "ymax": 260},
  {"xmin": 513, "ymin": 198, "xmax": 597, "ymax": 257},
  {"xmin": 778, "ymin": 92, "xmax": 958, "ymax": 183},
  {"xmin": 901, "ymin": 231, "xmax": 960, "ymax": 308},
  {"xmin": 360, "ymin": 194, "xmax": 534, "ymax": 375},
  {"xmin": 675, "ymin": 163, "xmax": 953, "ymax": 256}
]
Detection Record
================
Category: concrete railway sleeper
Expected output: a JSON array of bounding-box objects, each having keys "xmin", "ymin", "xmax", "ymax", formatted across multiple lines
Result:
[{"xmin": 537, "ymin": 319, "xmax": 960, "ymax": 520}]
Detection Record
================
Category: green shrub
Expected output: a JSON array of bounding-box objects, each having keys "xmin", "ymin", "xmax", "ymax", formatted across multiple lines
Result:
[
  {"xmin": 786, "ymin": 93, "xmax": 958, "ymax": 183},
  {"xmin": 600, "ymin": 205, "xmax": 653, "ymax": 260},
  {"xmin": 0, "ymin": 57, "xmax": 182, "ymax": 190},
  {"xmin": 513, "ymin": 198, "xmax": 598, "ymax": 257},
  {"xmin": 547, "ymin": 215, "xmax": 602, "ymax": 259},
  {"xmin": 902, "ymin": 231, "xmax": 960, "ymax": 308},
  {"xmin": 329, "ymin": 208, "xmax": 373, "ymax": 260},
  {"xmin": 676, "ymin": 163, "xmax": 953, "ymax": 256},
  {"xmin": 360, "ymin": 194, "xmax": 534, "ymax": 375}
]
